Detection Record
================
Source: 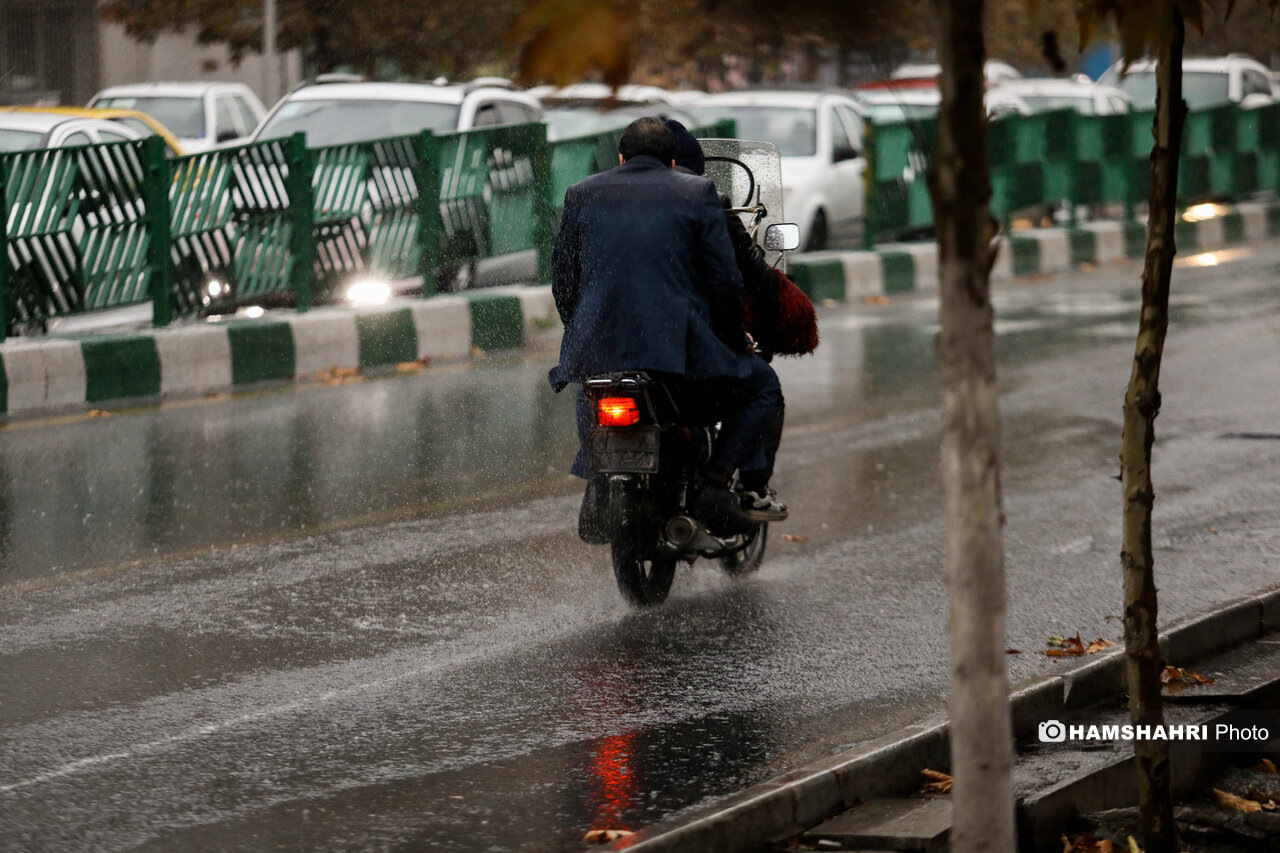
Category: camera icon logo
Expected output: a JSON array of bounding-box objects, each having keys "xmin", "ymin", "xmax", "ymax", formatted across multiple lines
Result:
[{"xmin": 1038, "ymin": 720, "xmax": 1067, "ymax": 743}]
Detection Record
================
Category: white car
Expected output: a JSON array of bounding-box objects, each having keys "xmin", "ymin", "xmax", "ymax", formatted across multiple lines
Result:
[
  {"xmin": 88, "ymin": 81, "xmax": 267, "ymax": 153},
  {"xmin": 688, "ymin": 90, "xmax": 867, "ymax": 251},
  {"xmin": 535, "ymin": 82, "xmax": 676, "ymax": 105},
  {"xmin": 989, "ymin": 78, "xmax": 1132, "ymax": 115},
  {"xmin": 0, "ymin": 110, "xmax": 143, "ymax": 151},
  {"xmin": 1099, "ymin": 54, "xmax": 1275, "ymax": 109},
  {"xmin": 891, "ymin": 60, "xmax": 1023, "ymax": 87},
  {"xmin": 854, "ymin": 85, "xmax": 1032, "ymax": 121},
  {"xmin": 253, "ymin": 80, "xmax": 544, "ymax": 146},
  {"xmin": 534, "ymin": 82, "xmax": 685, "ymax": 139}
]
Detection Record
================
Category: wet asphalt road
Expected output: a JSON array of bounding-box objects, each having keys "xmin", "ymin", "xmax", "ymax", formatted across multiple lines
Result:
[{"xmin": 3, "ymin": 243, "xmax": 1280, "ymax": 851}]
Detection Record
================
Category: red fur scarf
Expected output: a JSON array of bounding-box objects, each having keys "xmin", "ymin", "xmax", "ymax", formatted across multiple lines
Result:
[{"xmin": 744, "ymin": 267, "xmax": 819, "ymax": 356}]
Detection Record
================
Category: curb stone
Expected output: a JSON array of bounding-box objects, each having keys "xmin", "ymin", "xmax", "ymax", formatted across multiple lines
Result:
[
  {"xmin": 1, "ymin": 202, "xmax": 1275, "ymax": 417},
  {"xmin": 608, "ymin": 582, "xmax": 1280, "ymax": 853},
  {"xmin": 788, "ymin": 201, "xmax": 1280, "ymax": 302},
  {"xmin": 0, "ymin": 286, "xmax": 539, "ymax": 417}
]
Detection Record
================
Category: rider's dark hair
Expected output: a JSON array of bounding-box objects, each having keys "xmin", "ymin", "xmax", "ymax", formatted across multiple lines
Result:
[{"xmin": 618, "ymin": 117, "xmax": 674, "ymax": 163}]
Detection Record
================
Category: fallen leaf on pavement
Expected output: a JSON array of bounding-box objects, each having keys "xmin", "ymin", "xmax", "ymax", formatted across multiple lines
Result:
[
  {"xmin": 1044, "ymin": 635, "xmax": 1115, "ymax": 657},
  {"xmin": 780, "ymin": 534, "xmax": 807, "ymax": 543},
  {"xmin": 316, "ymin": 366, "xmax": 363, "ymax": 382},
  {"xmin": 1061, "ymin": 833, "xmax": 1113, "ymax": 852},
  {"xmin": 919, "ymin": 768, "xmax": 952, "ymax": 794},
  {"xmin": 87, "ymin": 410, "xmax": 111, "ymax": 418},
  {"xmin": 1007, "ymin": 648, "xmax": 1022, "ymax": 654},
  {"xmin": 1045, "ymin": 634, "xmax": 1086, "ymax": 656},
  {"xmin": 862, "ymin": 294, "xmax": 890, "ymax": 306},
  {"xmin": 1160, "ymin": 665, "xmax": 1214, "ymax": 685},
  {"xmin": 584, "ymin": 828, "xmax": 634, "ymax": 843},
  {"xmin": 1213, "ymin": 788, "xmax": 1263, "ymax": 813}
]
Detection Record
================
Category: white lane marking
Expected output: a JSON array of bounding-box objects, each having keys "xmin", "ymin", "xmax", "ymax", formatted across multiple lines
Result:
[{"xmin": 0, "ymin": 690, "xmax": 340, "ymax": 795}]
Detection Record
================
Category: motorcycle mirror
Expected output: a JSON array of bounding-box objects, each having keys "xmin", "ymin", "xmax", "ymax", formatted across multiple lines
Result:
[{"xmin": 763, "ymin": 223, "xmax": 801, "ymax": 252}]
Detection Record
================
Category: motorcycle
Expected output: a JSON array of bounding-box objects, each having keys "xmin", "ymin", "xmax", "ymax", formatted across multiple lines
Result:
[{"xmin": 584, "ymin": 139, "xmax": 801, "ymax": 606}]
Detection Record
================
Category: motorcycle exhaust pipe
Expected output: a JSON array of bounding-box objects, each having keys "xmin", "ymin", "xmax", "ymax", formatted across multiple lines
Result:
[
  {"xmin": 665, "ymin": 516, "xmax": 699, "ymax": 549},
  {"xmin": 666, "ymin": 515, "xmax": 740, "ymax": 555}
]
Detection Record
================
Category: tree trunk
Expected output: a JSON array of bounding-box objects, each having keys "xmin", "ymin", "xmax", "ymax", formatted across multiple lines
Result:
[
  {"xmin": 930, "ymin": 1, "xmax": 1015, "ymax": 850},
  {"xmin": 1121, "ymin": 9, "xmax": 1185, "ymax": 853}
]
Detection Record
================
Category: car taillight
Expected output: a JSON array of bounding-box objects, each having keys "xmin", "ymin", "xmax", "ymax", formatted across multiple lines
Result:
[{"xmin": 597, "ymin": 396, "xmax": 640, "ymax": 426}]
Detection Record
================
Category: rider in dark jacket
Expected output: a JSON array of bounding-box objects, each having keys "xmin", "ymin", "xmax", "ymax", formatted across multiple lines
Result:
[{"xmin": 551, "ymin": 118, "xmax": 787, "ymax": 540}]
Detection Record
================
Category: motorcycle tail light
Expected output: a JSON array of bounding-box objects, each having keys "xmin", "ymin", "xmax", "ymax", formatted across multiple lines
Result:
[{"xmin": 597, "ymin": 396, "xmax": 640, "ymax": 426}]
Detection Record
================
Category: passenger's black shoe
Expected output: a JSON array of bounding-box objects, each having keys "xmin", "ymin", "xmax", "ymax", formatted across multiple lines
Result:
[
  {"xmin": 578, "ymin": 475, "xmax": 610, "ymax": 545},
  {"xmin": 695, "ymin": 484, "xmax": 757, "ymax": 535}
]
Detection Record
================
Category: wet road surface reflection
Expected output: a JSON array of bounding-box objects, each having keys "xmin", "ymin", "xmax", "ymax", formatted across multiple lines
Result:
[
  {"xmin": 0, "ymin": 354, "xmax": 578, "ymax": 582},
  {"xmin": 5, "ymin": 249, "xmax": 1280, "ymax": 849}
]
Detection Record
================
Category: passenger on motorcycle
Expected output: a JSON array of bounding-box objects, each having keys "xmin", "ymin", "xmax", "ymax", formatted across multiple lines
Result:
[
  {"xmin": 549, "ymin": 117, "xmax": 787, "ymax": 541},
  {"xmin": 663, "ymin": 118, "xmax": 817, "ymax": 520}
]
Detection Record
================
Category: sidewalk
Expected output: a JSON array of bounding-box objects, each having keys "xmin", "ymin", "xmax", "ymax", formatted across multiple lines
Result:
[
  {"xmin": 0, "ymin": 287, "xmax": 561, "ymax": 418},
  {"xmin": 608, "ymin": 586, "xmax": 1280, "ymax": 853},
  {"xmin": 2, "ymin": 201, "xmax": 1277, "ymax": 419}
]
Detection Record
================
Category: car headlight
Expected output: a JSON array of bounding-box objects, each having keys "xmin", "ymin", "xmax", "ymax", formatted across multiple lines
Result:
[{"xmin": 346, "ymin": 279, "xmax": 392, "ymax": 307}]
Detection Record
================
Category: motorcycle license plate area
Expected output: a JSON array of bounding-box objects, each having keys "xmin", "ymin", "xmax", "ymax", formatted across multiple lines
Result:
[
  {"xmin": 587, "ymin": 425, "xmax": 660, "ymax": 473},
  {"xmin": 699, "ymin": 138, "xmax": 788, "ymax": 274}
]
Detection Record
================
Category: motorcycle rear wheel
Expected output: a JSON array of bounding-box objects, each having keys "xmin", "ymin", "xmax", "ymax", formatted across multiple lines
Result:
[
  {"xmin": 608, "ymin": 478, "xmax": 677, "ymax": 606},
  {"xmin": 720, "ymin": 523, "xmax": 767, "ymax": 576}
]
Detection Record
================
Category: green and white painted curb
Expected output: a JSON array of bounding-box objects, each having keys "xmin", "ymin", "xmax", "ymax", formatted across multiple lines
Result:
[
  {"xmin": 0, "ymin": 286, "xmax": 558, "ymax": 417},
  {"xmin": 788, "ymin": 201, "xmax": 1280, "ymax": 302},
  {"xmin": 2, "ymin": 200, "xmax": 1276, "ymax": 418}
]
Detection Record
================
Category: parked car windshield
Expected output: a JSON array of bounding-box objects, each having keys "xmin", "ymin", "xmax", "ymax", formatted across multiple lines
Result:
[
  {"xmin": 545, "ymin": 107, "xmax": 628, "ymax": 138},
  {"xmin": 257, "ymin": 99, "xmax": 461, "ymax": 146},
  {"xmin": 1112, "ymin": 70, "xmax": 1230, "ymax": 109},
  {"xmin": 1017, "ymin": 94, "xmax": 1096, "ymax": 114},
  {"xmin": 688, "ymin": 106, "xmax": 816, "ymax": 156},
  {"xmin": 0, "ymin": 129, "xmax": 44, "ymax": 151},
  {"xmin": 862, "ymin": 102, "xmax": 938, "ymax": 121},
  {"xmin": 92, "ymin": 96, "xmax": 205, "ymax": 138}
]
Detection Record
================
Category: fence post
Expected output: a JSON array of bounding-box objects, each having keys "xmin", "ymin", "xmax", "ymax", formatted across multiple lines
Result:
[
  {"xmin": 285, "ymin": 133, "xmax": 315, "ymax": 313},
  {"xmin": 0, "ymin": 157, "xmax": 8, "ymax": 342},
  {"xmin": 414, "ymin": 130, "xmax": 444, "ymax": 297},
  {"xmin": 530, "ymin": 124, "xmax": 555, "ymax": 287},
  {"xmin": 863, "ymin": 121, "xmax": 878, "ymax": 250},
  {"xmin": 142, "ymin": 136, "xmax": 173, "ymax": 328}
]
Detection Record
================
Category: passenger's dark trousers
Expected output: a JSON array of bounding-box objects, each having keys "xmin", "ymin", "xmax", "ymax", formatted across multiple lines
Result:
[{"xmin": 570, "ymin": 354, "xmax": 784, "ymax": 484}]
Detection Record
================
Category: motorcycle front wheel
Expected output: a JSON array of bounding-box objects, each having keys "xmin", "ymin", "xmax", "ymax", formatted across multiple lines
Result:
[
  {"xmin": 608, "ymin": 477, "xmax": 677, "ymax": 606},
  {"xmin": 720, "ymin": 523, "xmax": 767, "ymax": 576}
]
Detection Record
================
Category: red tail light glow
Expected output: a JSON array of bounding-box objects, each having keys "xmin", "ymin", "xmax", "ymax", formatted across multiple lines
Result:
[{"xmin": 597, "ymin": 396, "xmax": 640, "ymax": 427}]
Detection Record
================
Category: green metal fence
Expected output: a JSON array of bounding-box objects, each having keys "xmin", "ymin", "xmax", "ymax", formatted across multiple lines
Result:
[
  {"xmin": 0, "ymin": 125, "xmax": 550, "ymax": 337},
  {"xmin": 1, "ymin": 137, "xmax": 155, "ymax": 330},
  {"xmin": 12, "ymin": 103, "xmax": 1274, "ymax": 338},
  {"xmin": 864, "ymin": 101, "xmax": 1280, "ymax": 246},
  {"xmin": 0, "ymin": 117, "xmax": 736, "ymax": 339}
]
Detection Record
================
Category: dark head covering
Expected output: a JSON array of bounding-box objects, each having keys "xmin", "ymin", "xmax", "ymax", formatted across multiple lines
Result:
[{"xmin": 664, "ymin": 118, "xmax": 705, "ymax": 176}]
